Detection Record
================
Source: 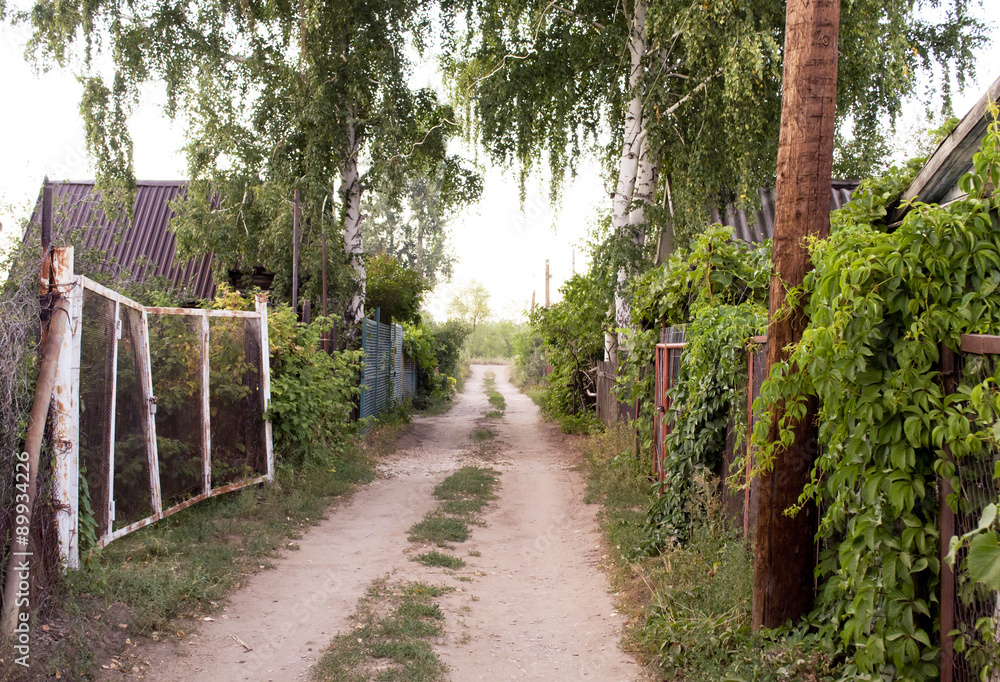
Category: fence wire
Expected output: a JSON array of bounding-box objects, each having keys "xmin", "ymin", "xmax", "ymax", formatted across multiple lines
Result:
[
  {"xmin": 149, "ymin": 313, "xmax": 206, "ymax": 507},
  {"xmin": 951, "ymin": 351, "xmax": 1000, "ymax": 680},
  {"xmin": 79, "ymin": 288, "xmax": 116, "ymax": 542},
  {"xmin": 113, "ymin": 305, "xmax": 154, "ymax": 530},
  {"xmin": 72, "ymin": 279, "xmax": 271, "ymax": 553},
  {"xmin": 208, "ymin": 316, "xmax": 267, "ymax": 486}
]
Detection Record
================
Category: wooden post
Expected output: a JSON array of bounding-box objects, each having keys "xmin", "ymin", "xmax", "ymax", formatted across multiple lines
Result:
[
  {"xmin": 53, "ymin": 252, "xmax": 83, "ymax": 570},
  {"xmin": 200, "ymin": 311, "xmax": 212, "ymax": 495},
  {"xmin": 255, "ymin": 293, "xmax": 274, "ymax": 482},
  {"xmin": 531, "ymin": 290, "xmax": 535, "ymax": 312},
  {"xmin": 292, "ymin": 190, "xmax": 300, "ymax": 313},
  {"xmin": 302, "ymin": 299, "xmax": 311, "ymax": 326},
  {"xmin": 752, "ymin": 0, "xmax": 840, "ymax": 630}
]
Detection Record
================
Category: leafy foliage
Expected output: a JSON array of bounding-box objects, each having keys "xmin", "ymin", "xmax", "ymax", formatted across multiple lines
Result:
[
  {"xmin": 462, "ymin": 320, "xmax": 520, "ymax": 361},
  {"xmin": 447, "ymin": 281, "xmax": 491, "ymax": 331},
  {"xmin": 364, "ymin": 164, "xmax": 482, "ymax": 288},
  {"xmin": 267, "ymin": 305, "xmax": 363, "ymax": 469},
  {"xmin": 620, "ymin": 226, "xmax": 770, "ymax": 548},
  {"xmin": 443, "ymin": 0, "xmax": 986, "ymax": 245},
  {"xmin": 750, "ymin": 107, "xmax": 1000, "ymax": 680},
  {"xmin": 529, "ymin": 269, "xmax": 609, "ymax": 429},
  {"xmin": 364, "ymin": 252, "xmax": 430, "ymax": 325}
]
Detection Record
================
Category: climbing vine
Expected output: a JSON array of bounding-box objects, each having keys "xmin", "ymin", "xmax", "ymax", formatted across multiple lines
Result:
[
  {"xmin": 752, "ymin": 106, "xmax": 1000, "ymax": 680},
  {"xmin": 619, "ymin": 226, "xmax": 770, "ymax": 548}
]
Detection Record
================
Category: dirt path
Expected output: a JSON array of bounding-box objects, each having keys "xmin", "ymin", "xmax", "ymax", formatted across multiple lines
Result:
[{"xmin": 114, "ymin": 365, "xmax": 644, "ymax": 681}]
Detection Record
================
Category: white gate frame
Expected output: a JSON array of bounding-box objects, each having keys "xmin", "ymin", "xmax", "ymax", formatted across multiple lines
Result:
[{"xmin": 51, "ymin": 250, "xmax": 273, "ymax": 570}]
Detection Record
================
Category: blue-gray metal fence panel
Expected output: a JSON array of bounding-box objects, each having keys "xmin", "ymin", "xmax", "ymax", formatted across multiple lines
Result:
[
  {"xmin": 402, "ymin": 359, "xmax": 417, "ymax": 400},
  {"xmin": 392, "ymin": 324, "xmax": 403, "ymax": 405}
]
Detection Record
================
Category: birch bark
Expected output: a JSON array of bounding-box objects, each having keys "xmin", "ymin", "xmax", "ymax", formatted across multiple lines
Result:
[
  {"xmin": 607, "ymin": 0, "xmax": 651, "ymax": 361},
  {"xmin": 341, "ymin": 115, "xmax": 366, "ymax": 323}
]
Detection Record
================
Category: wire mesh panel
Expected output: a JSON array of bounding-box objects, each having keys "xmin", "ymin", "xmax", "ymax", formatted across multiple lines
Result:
[
  {"xmin": 148, "ymin": 313, "xmax": 206, "ymax": 507},
  {"xmin": 112, "ymin": 305, "xmax": 154, "ymax": 530},
  {"xmin": 208, "ymin": 316, "xmax": 266, "ymax": 487},
  {"xmin": 78, "ymin": 288, "xmax": 117, "ymax": 542},
  {"xmin": 70, "ymin": 277, "xmax": 272, "ymax": 558},
  {"xmin": 950, "ymin": 349, "xmax": 1000, "ymax": 680}
]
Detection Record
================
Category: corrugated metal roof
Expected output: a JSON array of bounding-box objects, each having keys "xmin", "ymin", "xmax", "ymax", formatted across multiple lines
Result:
[
  {"xmin": 24, "ymin": 180, "xmax": 216, "ymax": 299},
  {"xmin": 711, "ymin": 180, "xmax": 860, "ymax": 244}
]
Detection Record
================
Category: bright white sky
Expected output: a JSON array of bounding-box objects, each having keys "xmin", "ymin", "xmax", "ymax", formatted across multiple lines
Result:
[{"xmin": 1, "ymin": 13, "xmax": 998, "ymax": 321}]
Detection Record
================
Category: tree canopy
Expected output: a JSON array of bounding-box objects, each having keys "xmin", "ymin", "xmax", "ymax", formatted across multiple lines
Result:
[
  {"xmin": 15, "ymin": 0, "xmax": 480, "ymax": 322},
  {"xmin": 364, "ymin": 252, "xmax": 430, "ymax": 324},
  {"xmin": 447, "ymin": 280, "xmax": 491, "ymax": 331},
  {"xmin": 443, "ymin": 0, "xmax": 987, "ymax": 247}
]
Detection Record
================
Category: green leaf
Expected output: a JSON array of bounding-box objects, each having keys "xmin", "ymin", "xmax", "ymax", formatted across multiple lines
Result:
[{"xmin": 967, "ymin": 532, "xmax": 1000, "ymax": 591}]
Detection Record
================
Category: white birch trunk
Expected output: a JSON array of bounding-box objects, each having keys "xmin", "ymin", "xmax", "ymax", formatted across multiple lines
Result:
[
  {"xmin": 608, "ymin": 0, "xmax": 649, "ymax": 360},
  {"xmin": 341, "ymin": 116, "xmax": 366, "ymax": 323}
]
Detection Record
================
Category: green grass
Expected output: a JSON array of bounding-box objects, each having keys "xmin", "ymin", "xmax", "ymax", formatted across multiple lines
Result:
[
  {"xmin": 311, "ymin": 579, "xmax": 452, "ymax": 682},
  {"xmin": 522, "ymin": 386, "xmax": 546, "ymax": 409},
  {"xmin": 433, "ymin": 466, "xmax": 499, "ymax": 506},
  {"xmin": 13, "ymin": 425, "xmax": 404, "ymax": 682},
  {"xmin": 579, "ymin": 424, "xmax": 817, "ymax": 680},
  {"xmin": 482, "ymin": 370, "xmax": 506, "ymax": 415},
  {"xmin": 483, "ymin": 409, "xmax": 504, "ymax": 419},
  {"xmin": 412, "ymin": 551, "xmax": 466, "ymax": 569},
  {"xmin": 407, "ymin": 514, "xmax": 470, "ymax": 546},
  {"xmin": 471, "ymin": 428, "xmax": 495, "ymax": 441},
  {"xmin": 408, "ymin": 467, "xmax": 500, "ymax": 547}
]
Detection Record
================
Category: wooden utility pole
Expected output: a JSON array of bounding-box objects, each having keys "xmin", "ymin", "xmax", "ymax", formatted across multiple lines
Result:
[
  {"xmin": 545, "ymin": 259, "xmax": 551, "ymax": 307},
  {"xmin": 531, "ymin": 290, "xmax": 536, "ymax": 312},
  {"xmin": 752, "ymin": 0, "xmax": 840, "ymax": 631},
  {"xmin": 292, "ymin": 190, "xmax": 300, "ymax": 313}
]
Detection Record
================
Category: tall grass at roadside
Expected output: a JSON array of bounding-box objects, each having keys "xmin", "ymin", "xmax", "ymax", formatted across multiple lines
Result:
[
  {"xmin": 6, "ymin": 424, "xmax": 406, "ymax": 682},
  {"xmin": 579, "ymin": 423, "xmax": 828, "ymax": 681}
]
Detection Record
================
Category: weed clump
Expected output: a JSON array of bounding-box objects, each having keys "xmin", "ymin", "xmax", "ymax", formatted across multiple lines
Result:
[{"xmin": 413, "ymin": 551, "xmax": 466, "ymax": 569}]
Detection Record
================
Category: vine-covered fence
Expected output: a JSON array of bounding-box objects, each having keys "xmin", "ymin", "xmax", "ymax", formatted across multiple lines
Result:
[
  {"xmin": 945, "ymin": 334, "xmax": 1000, "ymax": 681},
  {"xmin": 53, "ymin": 261, "xmax": 273, "ymax": 568}
]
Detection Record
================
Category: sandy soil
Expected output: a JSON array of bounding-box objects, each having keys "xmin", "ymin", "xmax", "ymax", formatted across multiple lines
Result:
[{"xmin": 106, "ymin": 365, "xmax": 646, "ymax": 681}]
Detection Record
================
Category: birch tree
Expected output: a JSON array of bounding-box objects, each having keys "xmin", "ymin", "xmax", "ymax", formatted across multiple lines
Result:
[
  {"xmin": 14, "ymin": 0, "xmax": 479, "ymax": 325},
  {"xmin": 443, "ymin": 0, "xmax": 986, "ymax": 317}
]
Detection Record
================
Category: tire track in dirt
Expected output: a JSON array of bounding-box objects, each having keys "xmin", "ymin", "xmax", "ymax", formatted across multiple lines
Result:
[{"xmin": 106, "ymin": 365, "xmax": 645, "ymax": 681}]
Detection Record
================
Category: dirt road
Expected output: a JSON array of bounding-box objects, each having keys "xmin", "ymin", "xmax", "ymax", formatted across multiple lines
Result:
[{"xmin": 117, "ymin": 365, "xmax": 644, "ymax": 681}]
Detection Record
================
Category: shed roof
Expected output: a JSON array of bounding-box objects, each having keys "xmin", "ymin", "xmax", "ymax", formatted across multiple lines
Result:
[
  {"xmin": 893, "ymin": 73, "xmax": 1000, "ymax": 221},
  {"xmin": 25, "ymin": 180, "xmax": 216, "ymax": 299},
  {"xmin": 711, "ymin": 180, "xmax": 860, "ymax": 244}
]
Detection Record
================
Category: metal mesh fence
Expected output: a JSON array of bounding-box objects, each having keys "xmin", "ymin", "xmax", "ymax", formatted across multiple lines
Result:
[
  {"xmin": 69, "ymin": 278, "xmax": 272, "ymax": 554},
  {"xmin": 148, "ymin": 313, "xmax": 206, "ymax": 507},
  {"xmin": 112, "ymin": 305, "xmax": 154, "ymax": 530},
  {"xmin": 79, "ymin": 288, "xmax": 116, "ymax": 542},
  {"xmin": 950, "ymin": 350, "xmax": 1000, "ymax": 680},
  {"xmin": 208, "ymin": 316, "xmax": 266, "ymax": 487}
]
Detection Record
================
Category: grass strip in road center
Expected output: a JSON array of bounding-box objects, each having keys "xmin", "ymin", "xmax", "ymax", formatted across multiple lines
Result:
[
  {"xmin": 407, "ymin": 467, "xmax": 499, "ymax": 549},
  {"xmin": 311, "ymin": 579, "xmax": 453, "ymax": 682}
]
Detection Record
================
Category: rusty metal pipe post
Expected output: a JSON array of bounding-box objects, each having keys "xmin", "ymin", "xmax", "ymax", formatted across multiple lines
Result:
[{"xmin": 1, "ymin": 249, "xmax": 72, "ymax": 638}]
